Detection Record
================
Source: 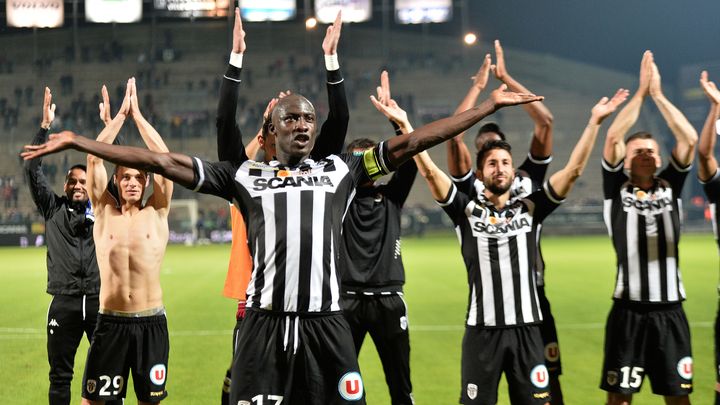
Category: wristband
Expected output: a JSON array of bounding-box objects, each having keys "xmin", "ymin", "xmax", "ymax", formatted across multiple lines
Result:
[
  {"xmin": 324, "ymin": 54, "xmax": 339, "ymax": 71},
  {"xmin": 229, "ymin": 52, "xmax": 243, "ymax": 69},
  {"xmin": 390, "ymin": 120, "xmax": 403, "ymax": 135}
]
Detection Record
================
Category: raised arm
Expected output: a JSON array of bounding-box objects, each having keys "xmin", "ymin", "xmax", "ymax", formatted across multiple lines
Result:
[
  {"xmin": 604, "ymin": 51, "xmax": 652, "ymax": 165},
  {"xmin": 23, "ymin": 132, "xmax": 197, "ymax": 190},
  {"xmin": 549, "ymin": 89, "xmax": 629, "ymax": 197},
  {"xmin": 129, "ymin": 78, "xmax": 173, "ymax": 210},
  {"xmin": 217, "ymin": 7, "xmax": 248, "ymax": 162},
  {"xmin": 649, "ymin": 61, "xmax": 698, "ymax": 166},
  {"xmin": 383, "ymin": 84, "xmax": 543, "ymax": 168},
  {"xmin": 86, "ymin": 82, "xmax": 131, "ymax": 207},
  {"xmin": 24, "ymin": 87, "xmax": 58, "ymax": 218},
  {"xmin": 446, "ymin": 53, "xmax": 491, "ymax": 177},
  {"xmin": 312, "ymin": 10, "xmax": 349, "ymax": 159},
  {"xmin": 492, "ymin": 40, "xmax": 554, "ymax": 158},
  {"xmin": 698, "ymin": 70, "xmax": 720, "ymax": 181}
]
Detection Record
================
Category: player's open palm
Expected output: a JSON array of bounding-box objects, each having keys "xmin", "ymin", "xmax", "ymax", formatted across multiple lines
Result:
[
  {"xmin": 322, "ymin": 11, "xmax": 342, "ymax": 55},
  {"xmin": 42, "ymin": 87, "xmax": 56, "ymax": 129},
  {"xmin": 591, "ymin": 89, "xmax": 630, "ymax": 124},
  {"xmin": 700, "ymin": 71, "xmax": 720, "ymax": 105},
  {"xmin": 489, "ymin": 84, "xmax": 543, "ymax": 108},
  {"xmin": 233, "ymin": 7, "xmax": 246, "ymax": 54},
  {"xmin": 22, "ymin": 131, "xmax": 77, "ymax": 160}
]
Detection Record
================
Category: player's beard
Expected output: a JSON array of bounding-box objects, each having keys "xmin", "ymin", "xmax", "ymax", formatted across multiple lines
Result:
[{"xmin": 485, "ymin": 178, "xmax": 512, "ymax": 196}]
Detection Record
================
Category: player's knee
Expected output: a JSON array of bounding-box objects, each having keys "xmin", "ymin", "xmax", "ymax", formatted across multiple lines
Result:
[{"xmin": 607, "ymin": 392, "xmax": 632, "ymax": 405}]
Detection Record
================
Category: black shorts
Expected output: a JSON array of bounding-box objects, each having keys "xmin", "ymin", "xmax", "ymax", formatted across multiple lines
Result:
[
  {"xmin": 230, "ymin": 309, "xmax": 366, "ymax": 405},
  {"xmin": 537, "ymin": 286, "xmax": 561, "ymax": 375},
  {"xmin": 82, "ymin": 311, "xmax": 169, "ymax": 402},
  {"xmin": 600, "ymin": 301, "xmax": 692, "ymax": 396},
  {"xmin": 460, "ymin": 325, "xmax": 551, "ymax": 405}
]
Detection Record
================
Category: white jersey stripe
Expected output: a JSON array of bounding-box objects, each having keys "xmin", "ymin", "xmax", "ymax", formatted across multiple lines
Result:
[
  {"xmin": 517, "ymin": 232, "xmax": 534, "ymax": 322},
  {"xmin": 329, "ymin": 232, "xmax": 341, "ymax": 311},
  {"xmin": 260, "ymin": 193, "xmax": 277, "ymax": 309},
  {"xmin": 663, "ymin": 209, "xmax": 679, "ymax": 301},
  {"xmin": 626, "ymin": 210, "xmax": 641, "ymax": 301},
  {"xmin": 478, "ymin": 237, "xmax": 496, "ymax": 326},
  {"xmin": 284, "ymin": 191, "xmax": 301, "ymax": 312},
  {"xmin": 497, "ymin": 239, "xmax": 516, "ymax": 325},
  {"xmin": 308, "ymin": 193, "xmax": 326, "ymax": 311}
]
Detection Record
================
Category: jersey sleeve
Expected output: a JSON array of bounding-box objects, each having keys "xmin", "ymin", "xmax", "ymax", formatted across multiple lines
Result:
[
  {"xmin": 189, "ymin": 158, "xmax": 240, "ymax": 201},
  {"xmin": 311, "ymin": 68, "xmax": 349, "ymax": 159},
  {"xmin": 517, "ymin": 153, "xmax": 552, "ymax": 189},
  {"xmin": 437, "ymin": 183, "xmax": 471, "ymax": 226},
  {"xmin": 701, "ymin": 167, "xmax": 720, "ymax": 204},
  {"xmin": 658, "ymin": 154, "xmax": 691, "ymax": 193},
  {"xmin": 216, "ymin": 64, "xmax": 249, "ymax": 162},
  {"xmin": 526, "ymin": 181, "xmax": 565, "ymax": 223},
  {"xmin": 602, "ymin": 158, "xmax": 628, "ymax": 199},
  {"xmin": 451, "ymin": 170, "xmax": 476, "ymax": 196},
  {"xmin": 24, "ymin": 127, "xmax": 58, "ymax": 219}
]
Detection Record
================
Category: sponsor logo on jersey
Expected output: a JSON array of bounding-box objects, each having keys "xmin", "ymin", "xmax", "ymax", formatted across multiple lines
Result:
[
  {"xmin": 399, "ymin": 316, "xmax": 408, "ymax": 331},
  {"xmin": 533, "ymin": 391, "xmax": 550, "ymax": 399},
  {"xmin": 238, "ymin": 401, "xmax": 251, "ymax": 405},
  {"xmin": 466, "ymin": 383, "xmax": 478, "ymax": 400},
  {"xmin": 338, "ymin": 371, "xmax": 363, "ymax": 401},
  {"xmin": 150, "ymin": 364, "xmax": 167, "ymax": 385},
  {"xmin": 545, "ymin": 342, "xmax": 560, "ymax": 362},
  {"xmin": 471, "ymin": 215, "xmax": 531, "ymax": 237},
  {"xmin": 681, "ymin": 383, "xmax": 692, "ymax": 389},
  {"xmin": 86, "ymin": 379, "xmax": 97, "ymax": 394},
  {"xmin": 48, "ymin": 319, "xmax": 59, "ymax": 327},
  {"xmin": 621, "ymin": 188, "xmax": 674, "ymax": 216},
  {"xmin": 606, "ymin": 370, "xmax": 618, "ymax": 386},
  {"xmin": 530, "ymin": 365, "xmax": 549, "ymax": 388},
  {"xmin": 677, "ymin": 356, "xmax": 693, "ymax": 380},
  {"xmin": 150, "ymin": 390, "xmax": 165, "ymax": 397},
  {"xmin": 252, "ymin": 175, "xmax": 334, "ymax": 191},
  {"xmin": 393, "ymin": 239, "xmax": 401, "ymax": 259}
]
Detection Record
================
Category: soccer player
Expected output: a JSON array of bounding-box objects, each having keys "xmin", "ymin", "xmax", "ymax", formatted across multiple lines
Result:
[
  {"xmin": 80, "ymin": 78, "xmax": 174, "ymax": 405},
  {"xmin": 445, "ymin": 41, "xmax": 564, "ymax": 403},
  {"xmin": 339, "ymin": 71, "xmax": 421, "ymax": 405},
  {"xmin": 600, "ymin": 51, "xmax": 698, "ymax": 405},
  {"xmin": 696, "ymin": 70, "xmax": 720, "ymax": 405},
  {"xmin": 22, "ymin": 79, "xmax": 541, "ymax": 404},
  {"xmin": 25, "ymin": 87, "xmax": 114, "ymax": 405},
  {"xmin": 381, "ymin": 84, "xmax": 627, "ymax": 404},
  {"xmin": 216, "ymin": 9, "xmax": 349, "ymax": 404}
]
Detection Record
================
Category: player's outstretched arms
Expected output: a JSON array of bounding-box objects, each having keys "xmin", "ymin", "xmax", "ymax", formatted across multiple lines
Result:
[
  {"xmin": 604, "ymin": 51, "xmax": 653, "ymax": 166},
  {"xmin": 25, "ymin": 86, "xmax": 59, "ymax": 217},
  {"xmin": 129, "ymin": 77, "xmax": 174, "ymax": 209},
  {"xmin": 447, "ymin": 53, "xmax": 491, "ymax": 177},
  {"xmin": 23, "ymin": 132, "xmax": 197, "ymax": 189},
  {"xmin": 385, "ymin": 84, "xmax": 543, "ymax": 168},
  {"xmin": 492, "ymin": 39, "xmax": 554, "ymax": 158},
  {"xmin": 698, "ymin": 71, "xmax": 720, "ymax": 181},
  {"xmin": 550, "ymin": 89, "xmax": 629, "ymax": 198},
  {"xmin": 217, "ymin": 6, "xmax": 247, "ymax": 162},
  {"xmin": 314, "ymin": 10, "xmax": 349, "ymax": 158},
  {"xmin": 648, "ymin": 61, "xmax": 697, "ymax": 166}
]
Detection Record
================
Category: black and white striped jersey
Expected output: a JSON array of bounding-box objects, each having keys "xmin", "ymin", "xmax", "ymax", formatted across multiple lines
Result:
[
  {"xmin": 602, "ymin": 157, "xmax": 690, "ymax": 303},
  {"xmin": 189, "ymin": 145, "xmax": 391, "ymax": 313},
  {"xmin": 700, "ymin": 167, "xmax": 720, "ymax": 295},
  {"xmin": 451, "ymin": 154, "xmax": 552, "ymax": 286},
  {"xmin": 439, "ymin": 181, "xmax": 563, "ymax": 328}
]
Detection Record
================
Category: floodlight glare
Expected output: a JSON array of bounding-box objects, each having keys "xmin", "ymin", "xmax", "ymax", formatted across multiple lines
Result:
[
  {"xmin": 464, "ymin": 33, "xmax": 477, "ymax": 45},
  {"xmin": 306, "ymin": 17, "xmax": 318, "ymax": 29}
]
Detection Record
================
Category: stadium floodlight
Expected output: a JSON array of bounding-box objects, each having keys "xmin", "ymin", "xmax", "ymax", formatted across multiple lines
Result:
[
  {"xmin": 306, "ymin": 17, "xmax": 318, "ymax": 30},
  {"xmin": 464, "ymin": 32, "xmax": 477, "ymax": 45}
]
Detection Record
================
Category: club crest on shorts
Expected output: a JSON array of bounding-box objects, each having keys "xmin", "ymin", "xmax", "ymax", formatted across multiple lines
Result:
[
  {"xmin": 677, "ymin": 356, "xmax": 693, "ymax": 380},
  {"xmin": 544, "ymin": 342, "xmax": 560, "ymax": 362},
  {"xmin": 86, "ymin": 379, "xmax": 97, "ymax": 394},
  {"xmin": 606, "ymin": 370, "xmax": 618, "ymax": 386},
  {"xmin": 466, "ymin": 383, "xmax": 478, "ymax": 400},
  {"xmin": 150, "ymin": 364, "xmax": 167, "ymax": 385},
  {"xmin": 400, "ymin": 316, "xmax": 408, "ymax": 330},
  {"xmin": 338, "ymin": 371, "xmax": 363, "ymax": 401},
  {"xmin": 530, "ymin": 365, "xmax": 549, "ymax": 388}
]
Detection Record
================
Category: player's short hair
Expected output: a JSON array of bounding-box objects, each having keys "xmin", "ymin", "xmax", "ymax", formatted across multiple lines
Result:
[
  {"xmin": 476, "ymin": 139, "xmax": 512, "ymax": 169},
  {"xmin": 113, "ymin": 165, "xmax": 149, "ymax": 180},
  {"xmin": 346, "ymin": 138, "xmax": 376, "ymax": 153},
  {"xmin": 475, "ymin": 123, "xmax": 506, "ymax": 142},
  {"xmin": 625, "ymin": 131, "xmax": 654, "ymax": 144},
  {"xmin": 261, "ymin": 115, "xmax": 272, "ymax": 139},
  {"xmin": 64, "ymin": 164, "xmax": 87, "ymax": 182}
]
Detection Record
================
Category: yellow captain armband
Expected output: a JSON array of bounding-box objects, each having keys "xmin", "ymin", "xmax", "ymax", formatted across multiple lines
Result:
[{"xmin": 360, "ymin": 146, "xmax": 389, "ymax": 181}]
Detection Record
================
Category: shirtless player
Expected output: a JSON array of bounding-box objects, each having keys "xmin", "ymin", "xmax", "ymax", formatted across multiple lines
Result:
[{"xmin": 81, "ymin": 78, "xmax": 174, "ymax": 405}]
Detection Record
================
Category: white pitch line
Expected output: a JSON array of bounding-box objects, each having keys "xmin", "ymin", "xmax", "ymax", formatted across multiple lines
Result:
[{"xmin": 0, "ymin": 321, "xmax": 713, "ymax": 339}]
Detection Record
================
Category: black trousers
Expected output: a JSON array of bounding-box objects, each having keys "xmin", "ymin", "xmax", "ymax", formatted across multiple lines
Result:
[
  {"xmin": 46, "ymin": 294, "xmax": 122, "ymax": 405},
  {"xmin": 342, "ymin": 294, "xmax": 413, "ymax": 405}
]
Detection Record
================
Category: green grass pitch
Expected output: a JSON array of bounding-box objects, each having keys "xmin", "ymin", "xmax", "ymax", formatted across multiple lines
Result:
[{"xmin": 0, "ymin": 232, "xmax": 717, "ymax": 404}]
